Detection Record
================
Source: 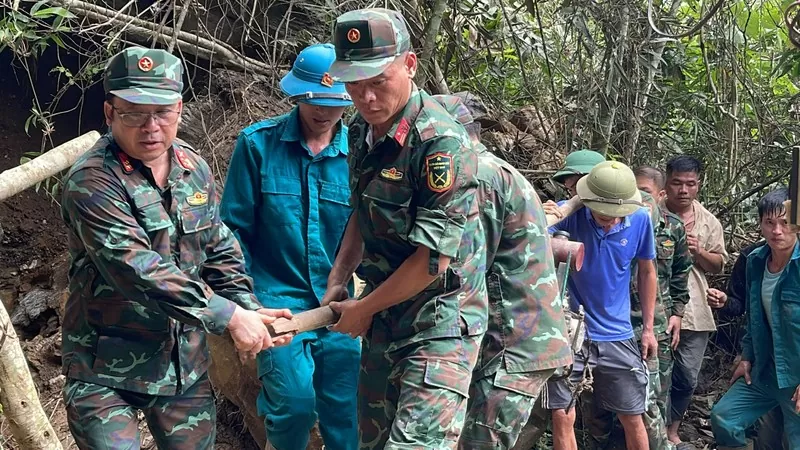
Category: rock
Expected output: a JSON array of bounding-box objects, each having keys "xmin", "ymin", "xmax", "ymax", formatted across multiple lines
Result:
[
  {"xmin": 0, "ymin": 288, "xmax": 17, "ymax": 311},
  {"xmin": 11, "ymin": 289, "xmax": 54, "ymax": 327}
]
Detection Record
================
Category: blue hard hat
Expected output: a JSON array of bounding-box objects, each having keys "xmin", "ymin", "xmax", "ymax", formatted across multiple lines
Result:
[{"xmin": 280, "ymin": 43, "xmax": 352, "ymax": 107}]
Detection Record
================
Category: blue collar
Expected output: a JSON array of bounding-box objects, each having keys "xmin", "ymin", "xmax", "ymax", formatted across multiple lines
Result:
[
  {"xmin": 752, "ymin": 240, "xmax": 800, "ymax": 263},
  {"xmin": 280, "ymin": 106, "xmax": 348, "ymax": 156}
]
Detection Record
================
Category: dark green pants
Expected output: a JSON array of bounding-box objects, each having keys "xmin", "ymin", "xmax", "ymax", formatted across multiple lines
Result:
[{"xmin": 64, "ymin": 373, "xmax": 215, "ymax": 450}]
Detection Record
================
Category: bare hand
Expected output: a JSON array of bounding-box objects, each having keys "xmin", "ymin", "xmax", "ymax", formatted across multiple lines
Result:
[
  {"xmin": 641, "ymin": 329, "xmax": 658, "ymax": 360},
  {"xmin": 707, "ymin": 288, "xmax": 727, "ymax": 310},
  {"xmin": 329, "ymin": 299, "xmax": 372, "ymax": 339},
  {"xmin": 687, "ymin": 233, "xmax": 700, "ymax": 255},
  {"xmin": 256, "ymin": 308, "xmax": 294, "ymax": 347},
  {"xmin": 793, "ymin": 385, "xmax": 800, "ymax": 414},
  {"xmin": 321, "ymin": 284, "xmax": 349, "ymax": 307},
  {"xmin": 543, "ymin": 200, "xmax": 562, "ymax": 219},
  {"xmin": 666, "ymin": 315, "xmax": 682, "ymax": 350},
  {"xmin": 730, "ymin": 360, "xmax": 752, "ymax": 386},
  {"xmin": 228, "ymin": 306, "xmax": 275, "ymax": 362}
]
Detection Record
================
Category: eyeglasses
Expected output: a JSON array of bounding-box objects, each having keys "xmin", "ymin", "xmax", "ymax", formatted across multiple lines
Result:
[{"xmin": 112, "ymin": 107, "xmax": 180, "ymax": 127}]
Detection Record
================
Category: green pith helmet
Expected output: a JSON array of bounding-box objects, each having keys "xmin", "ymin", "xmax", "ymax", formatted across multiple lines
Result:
[
  {"xmin": 576, "ymin": 160, "xmax": 643, "ymax": 217},
  {"xmin": 553, "ymin": 150, "xmax": 606, "ymax": 183}
]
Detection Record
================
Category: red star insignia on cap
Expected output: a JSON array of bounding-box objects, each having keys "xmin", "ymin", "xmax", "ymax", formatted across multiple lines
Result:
[
  {"xmin": 137, "ymin": 56, "xmax": 154, "ymax": 72},
  {"xmin": 321, "ymin": 73, "xmax": 334, "ymax": 88},
  {"xmin": 347, "ymin": 28, "xmax": 361, "ymax": 43}
]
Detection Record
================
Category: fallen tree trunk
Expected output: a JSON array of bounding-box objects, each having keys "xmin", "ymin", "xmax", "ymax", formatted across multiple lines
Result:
[
  {"xmin": 0, "ymin": 131, "xmax": 100, "ymax": 202},
  {"xmin": 0, "ymin": 300, "xmax": 62, "ymax": 450}
]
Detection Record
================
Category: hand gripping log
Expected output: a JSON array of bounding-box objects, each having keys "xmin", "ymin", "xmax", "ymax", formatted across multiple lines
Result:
[{"xmin": 268, "ymin": 197, "xmax": 586, "ymax": 338}]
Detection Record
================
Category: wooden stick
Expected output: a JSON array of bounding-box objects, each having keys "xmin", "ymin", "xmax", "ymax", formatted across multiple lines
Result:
[
  {"xmin": 0, "ymin": 301, "xmax": 62, "ymax": 449},
  {"xmin": 0, "ymin": 131, "xmax": 100, "ymax": 202},
  {"xmin": 268, "ymin": 306, "xmax": 340, "ymax": 337},
  {"xmin": 546, "ymin": 196, "xmax": 583, "ymax": 227}
]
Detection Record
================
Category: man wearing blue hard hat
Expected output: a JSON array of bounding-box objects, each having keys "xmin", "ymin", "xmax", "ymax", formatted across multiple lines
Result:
[{"xmin": 220, "ymin": 43, "xmax": 360, "ymax": 450}]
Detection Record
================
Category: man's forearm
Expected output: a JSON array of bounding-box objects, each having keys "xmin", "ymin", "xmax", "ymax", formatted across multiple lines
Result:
[
  {"xmin": 638, "ymin": 261, "xmax": 658, "ymax": 332},
  {"xmin": 696, "ymin": 249, "xmax": 724, "ymax": 274},
  {"xmin": 359, "ymin": 245, "xmax": 449, "ymax": 316},
  {"xmin": 329, "ymin": 215, "xmax": 364, "ymax": 286}
]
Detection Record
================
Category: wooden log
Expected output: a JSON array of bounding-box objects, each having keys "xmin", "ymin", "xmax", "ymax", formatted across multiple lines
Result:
[
  {"xmin": 545, "ymin": 195, "xmax": 583, "ymax": 227},
  {"xmin": 0, "ymin": 300, "xmax": 62, "ymax": 450},
  {"xmin": 0, "ymin": 131, "xmax": 100, "ymax": 202},
  {"xmin": 268, "ymin": 306, "xmax": 340, "ymax": 337}
]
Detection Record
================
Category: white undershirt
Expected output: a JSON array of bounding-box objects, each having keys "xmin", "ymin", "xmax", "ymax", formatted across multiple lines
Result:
[{"xmin": 761, "ymin": 265, "xmax": 784, "ymax": 329}]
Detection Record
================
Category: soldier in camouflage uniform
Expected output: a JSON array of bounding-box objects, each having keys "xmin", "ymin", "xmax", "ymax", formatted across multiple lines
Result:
[
  {"xmin": 432, "ymin": 94, "xmax": 572, "ymax": 450},
  {"xmin": 323, "ymin": 9, "xmax": 488, "ymax": 449},
  {"xmin": 60, "ymin": 47, "xmax": 292, "ymax": 450}
]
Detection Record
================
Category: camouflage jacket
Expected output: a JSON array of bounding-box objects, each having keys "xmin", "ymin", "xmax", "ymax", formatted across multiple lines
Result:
[
  {"xmin": 474, "ymin": 149, "xmax": 572, "ymax": 380},
  {"xmin": 631, "ymin": 196, "xmax": 691, "ymax": 340},
  {"xmin": 432, "ymin": 94, "xmax": 571, "ymax": 379},
  {"xmin": 348, "ymin": 87, "xmax": 488, "ymax": 349},
  {"xmin": 60, "ymin": 134, "xmax": 260, "ymax": 396}
]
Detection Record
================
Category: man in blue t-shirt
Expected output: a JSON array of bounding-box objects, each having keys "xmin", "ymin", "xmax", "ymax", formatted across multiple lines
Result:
[{"xmin": 544, "ymin": 160, "xmax": 658, "ymax": 450}]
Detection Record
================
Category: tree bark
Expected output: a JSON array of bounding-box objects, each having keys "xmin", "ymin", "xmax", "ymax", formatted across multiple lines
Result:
[
  {"xmin": 0, "ymin": 301, "xmax": 62, "ymax": 450},
  {"xmin": 418, "ymin": 0, "xmax": 448, "ymax": 89},
  {"xmin": 623, "ymin": 0, "xmax": 682, "ymax": 160},
  {"xmin": 0, "ymin": 131, "xmax": 100, "ymax": 202},
  {"xmin": 590, "ymin": 3, "xmax": 631, "ymax": 155}
]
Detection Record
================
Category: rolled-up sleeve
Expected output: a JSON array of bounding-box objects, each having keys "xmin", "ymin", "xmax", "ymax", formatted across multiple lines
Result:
[
  {"xmin": 407, "ymin": 136, "xmax": 472, "ymax": 257},
  {"xmin": 63, "ymin": 167, "xmax": 237, "ymax": 335}
]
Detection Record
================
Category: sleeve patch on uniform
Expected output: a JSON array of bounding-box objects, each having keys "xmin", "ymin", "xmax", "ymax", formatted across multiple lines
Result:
[{"xmin": 425, "ymin": 152, "xmax": 454, "ymax": 193}]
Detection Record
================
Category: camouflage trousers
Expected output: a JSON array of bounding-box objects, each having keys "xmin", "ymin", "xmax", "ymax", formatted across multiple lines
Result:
[
  {"xmin": 585, "ymin": 338, "xmax": 674, "ymax": 450},
  {"xmin": 358, "ymin": 323, "xmax": 482, "ymax": 450},
  {"xmin": 459, "ymin": 367, "xmax": 554, "ymax": 450},
  {"xmin": 64, "ymin": 373, "xmax": 215, "ymax": 450}
]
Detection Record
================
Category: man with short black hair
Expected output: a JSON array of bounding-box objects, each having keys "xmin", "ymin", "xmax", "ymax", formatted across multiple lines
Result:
[
  {"xmin": 710, "ymin": 187, "xmax": 800, "ymax": 450},
  {"xmin": 662, "ymin": 155, "xmax": 728, "ymax": 447}
]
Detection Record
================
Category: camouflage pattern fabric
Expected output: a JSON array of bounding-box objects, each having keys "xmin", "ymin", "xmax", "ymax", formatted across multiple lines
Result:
[
  {"xmin": 630, "ymin": 204, "xmax": 691, "ymax": 341},
  {"xmin": 433, "ymin": 94, "xmax": 571, "ymax": 449},
  {"xmin": 104, "ymin": 47, "xmax": 183, "ymax": 105},
  {"xmin": 64, "ymin": 373, "xmax": 216, "ymax": 450},
  {"xmin": 630, "ymin": 198, "xmax": 690, "ymax": 421},
  {"xmin": 61, "ymin": 134, "xmax": 260, "ymax": 397},
  {"xmin": 329, "ymin": 8, "xmax": 411, "ymax": 83},
  {"xmin": 347, "ymin": 86, "xmax": 487, "ymax": 448}
]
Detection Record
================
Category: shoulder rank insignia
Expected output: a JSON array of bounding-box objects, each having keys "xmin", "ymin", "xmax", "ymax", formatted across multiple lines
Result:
[
  {"xmin": 662, "ymin": 239, "xmax": 674, "ymax": 248},
  {"xmin": 425, "ymin": 152, "xmax": 454, "ymax": 192},
  {"xmin": 380, "ymin": 167, "xmax": 404, "ymax": 181},
  {"xmin": 117, "ymin": 151, "xmax": 135, "ymax": 174},
  {"xmin": 394, "ymin": 118, "xmax": 410, "ymax": 146},
  {"xmin": 187, "ymin": 191, "xmax": 208, "ymax": 206},
  {"xmin": 174, "ymin": 147, "xmax": 195, "ymax": 171}
]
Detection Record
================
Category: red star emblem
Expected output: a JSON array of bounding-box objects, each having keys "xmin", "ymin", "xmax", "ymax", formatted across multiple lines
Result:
[
  {"xmin": 347, "ymin": 28, "xmax": 361, "ymax": 44},
  {"xmin": 137, "ymin": 56, "xmax": 154, "ymax": 72},
  {"xmin": 321, "ymin": 72, "xmax": 334, "ymax": 87}
]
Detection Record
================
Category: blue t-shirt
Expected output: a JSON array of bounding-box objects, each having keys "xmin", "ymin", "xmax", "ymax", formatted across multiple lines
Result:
[{"xmin": 550, "ymin": 205, "xmax": 655, "ymax": 341}]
